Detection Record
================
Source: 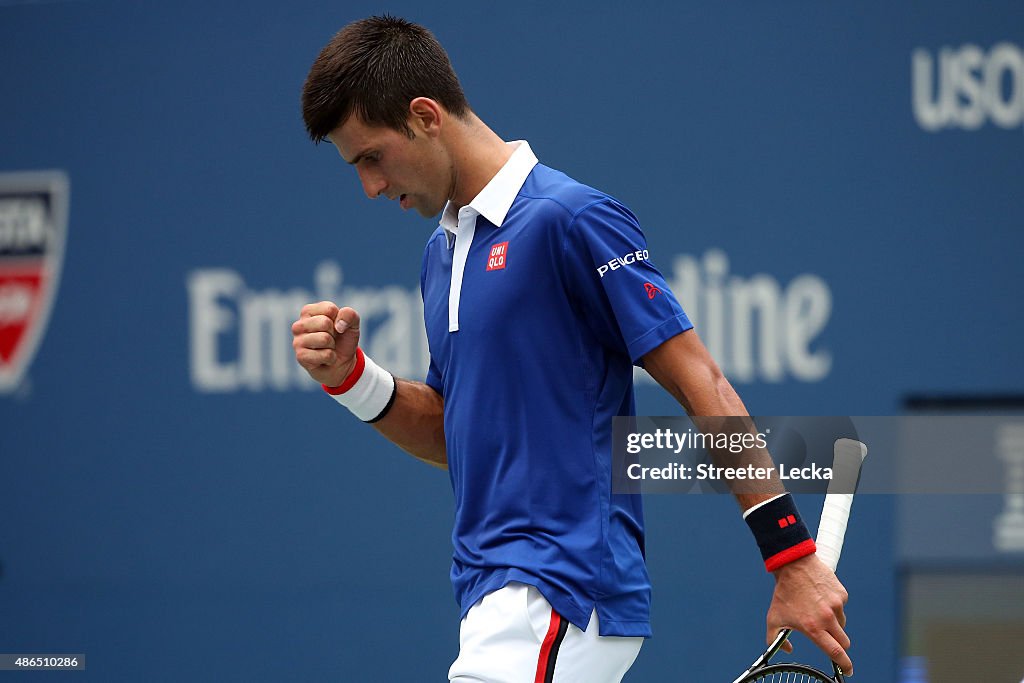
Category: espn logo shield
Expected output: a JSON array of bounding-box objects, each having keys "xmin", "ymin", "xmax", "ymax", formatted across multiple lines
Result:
[{"xmin": 0, "ymin": 172, "xmax": 69, "ymax": 393}]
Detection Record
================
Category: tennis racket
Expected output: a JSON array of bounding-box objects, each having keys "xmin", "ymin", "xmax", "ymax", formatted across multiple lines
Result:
[{"xmin": 730, "ymin": 438, "xmax": 869, "ymax": 683}]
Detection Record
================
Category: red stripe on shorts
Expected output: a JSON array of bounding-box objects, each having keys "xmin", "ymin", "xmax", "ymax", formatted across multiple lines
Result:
[{"xmin": 535, "ymin": 607, "xmax": 569, "ymax": 683}]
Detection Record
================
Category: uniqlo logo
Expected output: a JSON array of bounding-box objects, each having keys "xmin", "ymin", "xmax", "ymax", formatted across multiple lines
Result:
[{"xmin": 486, "ymin": 242, "xmax": 508, "ymax": 271}]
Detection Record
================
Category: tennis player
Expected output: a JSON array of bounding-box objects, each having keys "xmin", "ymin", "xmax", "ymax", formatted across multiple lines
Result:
[{"xmin": 292, "ymin": 16, "xmax": 852, "ymax": 682}]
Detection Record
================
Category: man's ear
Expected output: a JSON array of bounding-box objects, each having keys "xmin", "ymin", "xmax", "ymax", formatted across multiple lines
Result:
[{"xmin": 408, "ymin": 97, "xmax": 444, "ymax": 137}]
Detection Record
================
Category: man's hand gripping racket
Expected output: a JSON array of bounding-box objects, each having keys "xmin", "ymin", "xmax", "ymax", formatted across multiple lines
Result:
[{"xmin": 731, "ymin": 438, "xmax": 869, "ymax": 683}]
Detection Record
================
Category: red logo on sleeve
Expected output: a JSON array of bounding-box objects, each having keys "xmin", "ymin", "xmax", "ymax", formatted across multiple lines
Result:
[
  {"xmin": 486, "ymin": 242, "xmax": 508, "ymax": 271},
  {"xmin": 643, "ymin": 282, "xmax": 661, "ymax": 299},
  {"xmin": 777, "ymin": 514, "xmax": 797, "ymax": 528}
]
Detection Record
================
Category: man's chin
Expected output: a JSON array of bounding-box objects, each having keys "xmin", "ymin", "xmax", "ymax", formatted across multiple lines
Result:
[{"xmin": 416, "ymin": 204, "xmax": 443, "ymax": 219}]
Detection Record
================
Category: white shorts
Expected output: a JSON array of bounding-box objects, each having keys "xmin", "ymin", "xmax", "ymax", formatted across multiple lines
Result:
[{"xmin": 448, "ymin": 582, "xmax": 644, "ymax": 683}]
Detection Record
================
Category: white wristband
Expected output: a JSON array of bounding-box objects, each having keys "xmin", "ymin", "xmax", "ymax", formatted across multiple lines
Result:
[{"xmin": 323, "ymin": 348, "xmax": 396, "ymax": 422}]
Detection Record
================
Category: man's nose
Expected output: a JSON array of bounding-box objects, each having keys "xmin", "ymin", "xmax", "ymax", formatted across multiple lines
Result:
[{"xmin": 358, "ymin": 168, "xmax": 387, "ymax": 199}]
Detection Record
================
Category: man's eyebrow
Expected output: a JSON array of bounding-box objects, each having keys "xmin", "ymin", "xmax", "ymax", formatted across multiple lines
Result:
[{"xmin": 344, "ymin": 150, "xmax": 370, "ymax": 166}]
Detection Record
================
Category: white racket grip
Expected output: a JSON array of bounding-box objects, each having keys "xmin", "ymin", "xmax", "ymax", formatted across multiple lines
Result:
[
  {"xmin": 815, "ymin": 438, "xmax": 868, "ymax": 572},
  {"xmin": 816, "ymin": 493, "xmax": 853, "ymax": 572}
]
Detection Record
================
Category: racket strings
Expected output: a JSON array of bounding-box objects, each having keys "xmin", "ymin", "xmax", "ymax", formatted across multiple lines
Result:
[{"xmin": 746, "ymin": 669, "xmax": 834, "ymax": 683}]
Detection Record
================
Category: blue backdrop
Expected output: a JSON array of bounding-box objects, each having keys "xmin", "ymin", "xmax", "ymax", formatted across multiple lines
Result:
[{"xmin": 2, "ymin": 1, "xmax": 1023, "ymax": 680}]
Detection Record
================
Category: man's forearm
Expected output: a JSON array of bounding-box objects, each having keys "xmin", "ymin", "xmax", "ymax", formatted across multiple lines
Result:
[
  {"xmin": 644, "ymin": 330, "xmax": 850, "ymax": 670},
  {"xmin": 370, "ymin": 378, "xmax": 447, "ymax": 469},
  {"xmin": 690, "ymin": 380, "xmax": 785, "ymax": 510},
  {"xmin": 643, "ymin": 331, "xmax": 783, "ymax": 509}
]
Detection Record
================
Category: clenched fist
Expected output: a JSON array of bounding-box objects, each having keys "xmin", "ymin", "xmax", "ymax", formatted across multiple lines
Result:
[{"xmin": 291, "ymin": 301, "xmax": 362, "ymax": 387}]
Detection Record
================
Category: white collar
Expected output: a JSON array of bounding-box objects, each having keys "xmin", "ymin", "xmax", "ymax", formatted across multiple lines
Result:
[{"xmin": 438, "ymin": 140, "xmax": 538, "ymax": 246}]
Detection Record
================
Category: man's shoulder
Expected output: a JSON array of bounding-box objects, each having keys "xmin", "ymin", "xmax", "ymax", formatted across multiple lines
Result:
[
  {"xmin": 425, "ymin": 225, "xmax": 447, "ymax": 245},
  {"xmin": 518, "ymin": 164, "xmax": 619, "ymax": 220},
  {"xmin": 420, "ymin": 227, "xmax": 448, "ymax": 266}
]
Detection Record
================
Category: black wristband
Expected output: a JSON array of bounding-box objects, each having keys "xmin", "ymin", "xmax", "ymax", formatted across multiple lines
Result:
[{"xmin": 744, "ymin": 493, "xmax": 816, "ymax": 572}]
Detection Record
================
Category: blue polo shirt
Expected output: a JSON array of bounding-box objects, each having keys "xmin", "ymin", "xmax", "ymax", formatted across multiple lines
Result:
[{"xmin": 420, "ymin": 142, "xmax": 692, "ymax": 637}]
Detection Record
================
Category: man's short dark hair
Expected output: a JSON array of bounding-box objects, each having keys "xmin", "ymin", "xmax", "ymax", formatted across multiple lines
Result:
[{"xmin": 302, "ymin": 15, "xmax": 470, "ymax": 142}]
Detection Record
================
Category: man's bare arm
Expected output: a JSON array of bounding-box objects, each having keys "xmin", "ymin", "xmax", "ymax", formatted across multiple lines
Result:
[
  {"xmin": 641, "ymin": 328, "xmax": 780, "ymax": 507},
  {"xmin": 370, "ymin": 378, "xmax": 446, "ymax": 468},
  {"xmin": 642, "ymin": 328, "xmax": 853, "ymax": 674},
  {"xmin": 292, "ymin": 301, "xmax": 447, "ymax": 469}
]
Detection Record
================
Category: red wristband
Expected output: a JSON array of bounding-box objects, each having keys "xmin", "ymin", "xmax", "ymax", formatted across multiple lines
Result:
[{"xmin": 323, "ymin": 348, "xmax": 365, "ymax": 395}]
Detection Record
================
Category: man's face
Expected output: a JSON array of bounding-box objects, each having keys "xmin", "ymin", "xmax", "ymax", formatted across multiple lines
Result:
[{"xmin": 327, "ymin": 114, "xmax": 452, "ymax": 218}]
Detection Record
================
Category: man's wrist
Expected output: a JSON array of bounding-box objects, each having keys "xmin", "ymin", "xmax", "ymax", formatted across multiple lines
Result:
[
  {"xmin": 743, "ymin": 493, "xmax": 816, "ymax": 572},
  {"xmin": 322, "ymin": 348, "xmax": 397, "ymax": 422},
  {"xmin": 769, "ymin": 551, "xmax": 818, "ymax": 577},
  {"xmin": 323, "ymin": 348, "xmax": 366, "ymax": 395}
]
